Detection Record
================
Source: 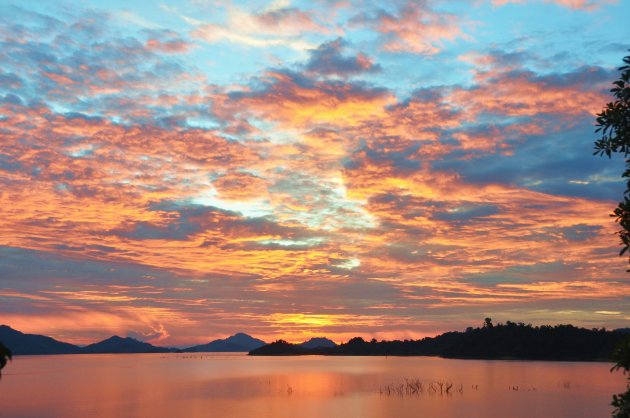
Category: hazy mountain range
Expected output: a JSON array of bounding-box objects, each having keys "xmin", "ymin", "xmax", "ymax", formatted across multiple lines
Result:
[
  {"xmin": 2, "ymin": 323, "xmax": 625, "ymax": 361},
  {"xmin": 0, "ymin": 325, "xmax": 336, "ymax": 355}
]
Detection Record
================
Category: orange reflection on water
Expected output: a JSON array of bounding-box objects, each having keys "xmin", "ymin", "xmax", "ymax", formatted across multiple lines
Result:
[{"xmin": 0, "ymin": 353, "xmax": 624, "ymax": 418}]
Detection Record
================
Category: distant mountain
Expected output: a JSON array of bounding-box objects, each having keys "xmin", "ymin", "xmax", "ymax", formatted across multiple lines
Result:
[
  {"xmin": 0, "ymin": 326, "xmax": 267, "ymax": 355},
  {"xmin": 184, "ymin": 333, "xmax": 266, "ymax": 352},
  {"xmin": 300, "ymin": 337, "xmax": 337, "ymax": 349},
  {"xmin": 0, "ymin": 325, "xmax": 81, "ymax": 355},
  {"xmin": 82, "ymin": 336, "xmax": 172, "ymax": 354}
]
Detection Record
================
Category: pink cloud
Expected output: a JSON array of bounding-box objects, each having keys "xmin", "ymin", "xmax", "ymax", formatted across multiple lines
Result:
[
  {"xmin": 492, "ymin": 0, "xmax": 616, "ymax": 10},
  {"xmin": 145, "ymin": 38, "xmax": 193, "ymax": 54},
  {"xmin": 353, "ymin": 1, "xmax": 465, "ymax": 54}
]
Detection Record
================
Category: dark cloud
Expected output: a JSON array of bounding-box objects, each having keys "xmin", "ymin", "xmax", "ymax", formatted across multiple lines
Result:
[
  {"xmin": 305, "ymin": 38, "xmax": 380, "ymax": 77},
  {"xmin": 253, "ymin": 6, "xmax": 323, "ymax": 30},
  {"xmin": 0, "ymin": 153, "xmax": 23, "ymax": 172},
  {"xmin": 0, "ymin": 246, "xmax": 175, "ymax": 287},
  {"xmin": 343, "ymin": 142, "xmax": 421, "ymax": 173},
  {"xmin": 560, "ymin": 224, "xmax": 601, "ymax": 241},
  {"xmin": 531, "ymin": 65, "xmax": 613, "ymax": 89},
  {"xmin": 433, "ymin": 204, "xmax": 500, "ymax": 221},
  {"xmin": 435, "ymin": 120, "xmax": 625, "ymax": 200},
  {"xmin": 463, "ymin": 261, "xmax": 581, "ymax": 286},
  {"xmin": 0, "ymin": 72, "xmax": 23, "ymax": 90},
  {"xmin": 232, "ymin": 68, "xmax": 389, "ymax": 103},
  {"xmin": 112, "ymin": 220, "xmax": 201, "ymax": 241},
  {"xmin": 117, "ymin": 200, "xmax": 321, "ymax": 244}
]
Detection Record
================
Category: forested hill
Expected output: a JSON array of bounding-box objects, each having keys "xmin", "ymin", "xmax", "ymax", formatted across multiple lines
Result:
[{"xmin": 250, "ymin": 322, "xmax": 627, "ymax": 361}]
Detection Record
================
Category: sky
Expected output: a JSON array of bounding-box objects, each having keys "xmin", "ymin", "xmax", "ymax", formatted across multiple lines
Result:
[{"xmin": 0, "ymin": 0, "xmax": 629, "ymax": 346}]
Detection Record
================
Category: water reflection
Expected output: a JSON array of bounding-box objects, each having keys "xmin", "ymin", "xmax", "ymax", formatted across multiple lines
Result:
[{"xmin": 0, "ymin": 354, "xmax": 623, "ymax": 418}]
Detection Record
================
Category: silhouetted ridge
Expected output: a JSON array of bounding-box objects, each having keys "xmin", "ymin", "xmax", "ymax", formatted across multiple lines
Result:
[
  {"xmin": 300, "ymin": 337, "xmax": 337, "ymax": 349},
  {"xmin": 82, "ymin": 335, "xmax": 171, "ymax": 354},
  {"xmin": 250, "ymin": 340, "xmax": 308, "ymax": 355},
  {"xmin": 0, "ymin": 325, "xmax": 81, "ymax": 355},
  {"xmin": 250, "ymin": 322, "xmax": 626, "ymax": 361},
  {"xmin": 3, "ymin": 322, "xmax": 624, "ymax": 360},
  {"xmin": 0, "ymin": 325, "xmax": 272, "ymax": 355},
  {"xmin": 183, "ymin": 333, "xmax": 266, "ymax": 352}
]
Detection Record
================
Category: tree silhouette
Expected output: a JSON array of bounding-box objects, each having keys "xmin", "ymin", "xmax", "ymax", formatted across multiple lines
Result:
[
  {"xmin": 594, "ymin": 51, "xmax": 630, "ymax": 263},
  {"xmin": 0, "ymin": 341, "xmax": 11, "ymax": 378},
  {"xmin": 611, "ymin": 337, "xmax": 630, "ymax": 418},
  {"xmin": 595, "ymin": 50, "xmax": 630, "ymax": 418}
]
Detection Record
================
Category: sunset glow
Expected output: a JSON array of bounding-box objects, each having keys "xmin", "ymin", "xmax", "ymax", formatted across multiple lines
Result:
[{"xmin": 1, "ymin": 0, "xmax": 629, "ymax": 346}]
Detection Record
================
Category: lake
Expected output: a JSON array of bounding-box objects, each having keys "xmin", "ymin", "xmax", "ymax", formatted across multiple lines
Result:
[{"xmin": 0, "ymin": 353, "xmax": 624, "ymax": 418}]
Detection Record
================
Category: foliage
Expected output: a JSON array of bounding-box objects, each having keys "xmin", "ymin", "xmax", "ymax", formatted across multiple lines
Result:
[
  {"xmin": 0, "ymin": 340, "xmax": 12, "ymax": 377},
  {"xmin": 594, "ymin": 51, "xmax": 630, "ymax": 417},
  {"xmin": 611, "ymin": 336, "xmax": 630, "ymax": 418},
  {"xmin": 594, "ymin": 51, "xmax": 630, "ymax": 262}
]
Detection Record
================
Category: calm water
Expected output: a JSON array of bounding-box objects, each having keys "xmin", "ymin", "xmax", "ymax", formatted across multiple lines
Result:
[{"xmin": 0, "ymin": 353, "xmax": 624, "ymax": 418}]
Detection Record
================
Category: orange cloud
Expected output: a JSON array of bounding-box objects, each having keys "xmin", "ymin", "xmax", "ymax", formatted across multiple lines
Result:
[
  {"xmin": 213, "ymin": 171, "xmax": 270, "ymax": 201},
  {"xmin": 449, "ymin": 70, "xmax": 607, "ymax": 119},
  {"xmin": 222, "ymin": 71, "xmax": 394, "ymax": 130}
]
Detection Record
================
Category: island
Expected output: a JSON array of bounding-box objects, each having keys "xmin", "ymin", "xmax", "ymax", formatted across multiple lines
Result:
[{"xmin": 250, "ymin": 320, "xmax": 629, "ymax": 361}]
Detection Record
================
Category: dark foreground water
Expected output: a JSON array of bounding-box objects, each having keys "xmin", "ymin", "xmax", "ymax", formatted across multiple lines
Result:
[{"xmin": 0, "ymin": 353, "xmax": 624, "ymax": 418}]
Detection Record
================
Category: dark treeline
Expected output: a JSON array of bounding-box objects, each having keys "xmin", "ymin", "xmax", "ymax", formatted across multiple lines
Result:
[{"xmin": 250, "ymin": 319, "xmax": 626, "ymax": 361}]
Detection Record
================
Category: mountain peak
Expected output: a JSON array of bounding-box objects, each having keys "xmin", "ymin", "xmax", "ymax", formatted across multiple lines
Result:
[
  {"xmin": 0, "ymin": 325, "xmax": 20, "ymax": 334},
  {"xmin": 102, "ymin": 335, "xmax": 126, "ymax": 342},
  {"xmin": 82, "ymin": 335, "xmax": 169, "ymax": 354},
  {"xmin": 0, "ymin": 325, "xmax": 81, "ymax": 355},
  {"xmin": 226, "ymin": 333, "xmax": 262, "ymax": 343},
  {"xmin": 183, "ymin": 333, "xmax": 266, "ymax": 352},
  {"xmin": 300, "ymin": 337, "xmax": 337, "ymax": 349}
]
